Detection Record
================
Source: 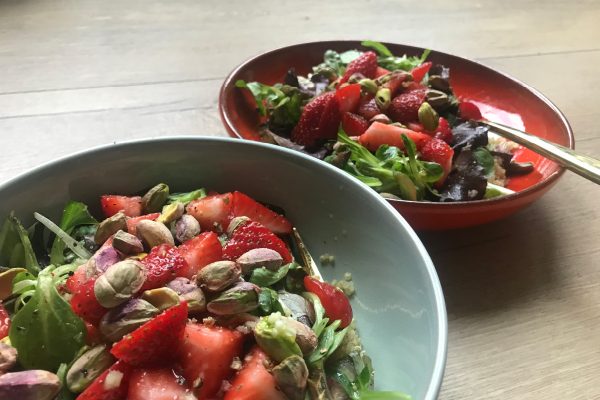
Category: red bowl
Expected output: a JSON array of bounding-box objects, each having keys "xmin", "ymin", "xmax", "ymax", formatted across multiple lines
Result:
[{"xmin": 219, "ymin": 41, "xmax": 574, "ymax": 230}]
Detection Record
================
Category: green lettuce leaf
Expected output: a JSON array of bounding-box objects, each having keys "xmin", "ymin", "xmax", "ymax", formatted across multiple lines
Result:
[
  {"xmin": 0, "ymin": 214, "xmax": 39, "ymax": 275},
  {"xmin": 49, "ymin": 202, "xmax": 97, "ymax": 266},
  {"xmin": 361, "ymin": 40, "xmax": 430, "ymax": 72}
]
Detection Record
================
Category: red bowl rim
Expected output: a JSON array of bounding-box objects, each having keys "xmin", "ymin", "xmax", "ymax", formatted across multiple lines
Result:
[{"xmin": 219, "ymin": 40, "xmax": 574, "ymax": 209}]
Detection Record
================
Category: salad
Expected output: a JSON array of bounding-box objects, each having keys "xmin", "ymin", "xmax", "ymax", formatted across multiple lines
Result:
[
  {"xmin": 237, "ymin": 41, "xmax": 534, "ymax": 202},
  {"xmin": 0, "ymin": 183, "xmax": 410, "ymax": 399}
]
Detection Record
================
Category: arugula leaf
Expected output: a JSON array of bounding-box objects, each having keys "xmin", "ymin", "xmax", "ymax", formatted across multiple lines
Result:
[
  {"xmin": 9, "ymin": 265, "xmax": 86, "ymax": 371},
  {"xmin": 361, "ymin": 40, "xmax": 430, "ymax": 72},
  {"xmin": 250, "ymin": 263, "xmax": 292, "ymax": 287},
  {"xmin": 48, "ymin": 202, "xmax": 97, "ymax": 266},
  {"xmin": 0, "ymin": 214, "xmax": 40, "ymax": 275},
  {"xmin": 473, "ymin": 147, "xmax": 495, "ymax": 176},
  {"xmin": 167, "ymin": 188, "xmax": 206, "ymax": 205}
]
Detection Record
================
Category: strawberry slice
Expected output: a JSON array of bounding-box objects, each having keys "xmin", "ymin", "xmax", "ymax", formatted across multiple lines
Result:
[
  {"xmin": 291, "ymin": 91, "xmax": 341, "ymax": 148},
  {"xmin": 224, "ymin": 347, "xmax": 286, "ymax": 400},
  {"xmin": 230, "ymin": 191, "xmax": 292, "ymax": 235},
  {"xmin": 141, "ymin": 244, "xmax": 188, "ymax": 291},
  {"xmin": 186, "ymin": 193, "xmax": 233, "ymax": 232},
  {"xmin": 0, "ymin": 304, "xmax": 10, "ymax": 339},
  {"xmin": 70, "ymin": 278, "xmax": 107, "ymax": 326},
  {"xmin": 339, "ymin": 51, "xmax": 378, "ymax": 84},
  {"xmin": 128, "ymin": 368, "xmax": 195, "ymax": 400},
  {"xmin": 419, "ymin": 138, "xmax": 455, "ymax": 184},
  {"xmin": 65, "ymin": 263, "xmax": 89, "ymax": 294},
  {"xmin": 388, "ymin": 90, "xmax": 427, "ymax": 123},
  {"xmin": 179, "ymin": 324, "xmax": 244, "ymax": 399},
  {"xmin": 357, "ymin": 96, "xmax": 381, "ymax": 120},
  {"xmin": 223, "ymin": 221, "xmax": 292, "ymax": 264},
  {"xmin": 359, "ymin": 122, "xmax": 432, "ymax": 152},
  {"xmin": 177, "ymin": 232, "xmax": 223, "ymax": 279},
  {"xmin": 101, "ymin": 195, "xmax": 143, "ymax": 218},
  {"xmin": 304, "ymin": 276, "xmax": 353, "ymax": 328},
  {"xmin": 458, "ymin": 101, "xmax": 483, "ymax": 120},
  {"xmin": 341, "ymin": 112, "xmax": 370, "ymax": 136},
  {"xmin": 77, "ymin": 361, "xmax": 133, "ymax": 400},
  {"xmin": 410, "ymin": 61, "xmax": 432, "ymax": 83},
  {"xmin": 126, "ymin": 213, "xmax": 160, "ymax": 236},
  {"xmin": 111, "ymin": 302, "xmax": 187, "ymax": 367},
  {"xmin": 434, "ymin": 117, "xmax": 453, "ymax": 143},
  {"xmin": 375, "ymin": 66, "xmax": 390, "ymax": 78},
  {"xmin": 336, "ymin": 83, "xmax": 361, "ymax": 113}
]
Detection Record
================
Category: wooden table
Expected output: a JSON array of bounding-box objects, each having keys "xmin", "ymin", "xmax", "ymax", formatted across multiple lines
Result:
[{"xmin": 1, "ymin": 1, "xmax": 599, "ymax": 398}]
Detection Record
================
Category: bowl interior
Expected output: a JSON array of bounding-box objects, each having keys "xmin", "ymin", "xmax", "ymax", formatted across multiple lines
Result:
[
  {"xmin": 0, "ymin": 138, "xmax": 447, "ymax": 399},
  {"xmin": 220, "ymin": 40, "xmax": 573, "ymax": 195}
]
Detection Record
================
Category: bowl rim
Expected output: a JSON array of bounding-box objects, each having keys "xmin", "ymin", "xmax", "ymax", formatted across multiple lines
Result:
[
  {"xmin": 0, "ymin": 136, "xmax": 448, "ymax": 399},
  {"xmin": 219, "ymin": 39, "xmax": 575, "ymax": 208}
]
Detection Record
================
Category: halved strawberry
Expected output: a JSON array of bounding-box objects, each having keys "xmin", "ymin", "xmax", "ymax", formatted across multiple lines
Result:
[
  {"xmin": 177, "ymin": 232, "xmax": 223, "ymax": 279},
  {"xmin": 126, "ymin": 213, "xmax": 160, "ymax": 236},
  {"xmin": 419, "ymin": 138, "xmax": 454, "ymax": 184},
  {"xmin": 410, "ymin": 61, "xmax": 432, "ymax": 83},
  {"xmin": 223, "ymin": 221, "xmax": 292, "ymax": 264},
  {"xmin": 224, "ymin": 347, "xmax": 286, "ymax": 400},
  {"xmin": 336, "ymin": 83, "xmax": 361, "ymax": 113},
  {"xmin": 388, "ymin": 90, "xmax": 427, "ymax": 123},
  {"xmin": 186, "ymin": 193, "xmax": 233, "ymax": 232},
  {"xmin": 65, "ymin": 263, "xmax": 90, "ymax": 294},
  {"xmin": 434, "ymin": 117, "xmax": 453, "ymax": 143},
  {"xmin": 304, "ymin": 276, "xmax": 353, "ymax": 328},
  {"xmin": 77, "ymin": 361, "xmax": 133, "ymax": 400},
  {"xmin": 357, "ymin": 96, "xmax": 381, "ymax": 120},
  {"xmin": 101, "ymin": 195, "xmax": 143, "ymax": 218},
  {"xmin": 458, "ymin": 101, "xmax": 483, "ymax": 120},
  {"xmin": 230, "ymin": 191, "xmax": 292, "ymax": 235},
  {"xmin": 141, "ymin": 244, "xmax": 188, "ymax": 291},
  {"xmin": 339, "ymin": 51, "xmax": 378, "ymax": 84},
  {"xmin": 70, "ymin": 278, "xmax": 107, "ymax": 326},
  {"xmin": 341, "ymin": 112, "xmax": 370, "ymax": 136},
  {"xmin": 111, "ymin": 302, "xmax": 187, "ymax": 367},
  {"xmin": 0, "ymin": 304, "xmax": 10, "ymax": 339},
  {"xmin": 291, "ymin": 92, "xmax": 341, "ymax": 148},
  {"xmin": 128, "ymin": 368, "xmax": 195, "ymax": 400},
  {"xmin": 359, "ymin": 122, "xmax": 432, "ymax": 152},
  {"xmin": 375, "ymin": 66, "xmax": 390, "ymax": 78},
  {"xmin": 179, "ymin": 323, "xmax": 244, "ymax": 399}
]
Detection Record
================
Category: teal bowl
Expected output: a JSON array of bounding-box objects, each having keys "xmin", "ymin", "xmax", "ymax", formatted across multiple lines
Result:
[{"xmin": 0, "ymin": 137, "xmax": 447, "ymax": 399}]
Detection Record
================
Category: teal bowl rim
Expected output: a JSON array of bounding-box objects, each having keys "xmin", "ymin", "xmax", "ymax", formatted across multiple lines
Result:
[{"xmin": 0, "ymin": 136, "xmax": 448, "ymax": 399}]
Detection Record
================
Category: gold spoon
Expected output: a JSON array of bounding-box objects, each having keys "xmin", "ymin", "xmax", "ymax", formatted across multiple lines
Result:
[{"xmin": 480, "ymin": 120, "xmax": 600, "ymax": 185}]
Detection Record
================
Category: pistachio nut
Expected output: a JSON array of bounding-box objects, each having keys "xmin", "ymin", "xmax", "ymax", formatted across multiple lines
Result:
[
  {"xmin": 0, "ymin": 370, "xmax": 61, "ymax": 400},
  {"xmin": 369, "ymin": 113, "xmax": 391, "ymax": 124},
  {"xmin": 206, "ymin": 282, "xmax": 260, "ymax": 315},
  {"xmin": 0, "ymin": 342, "xmax": 17, "ymax": 373},
  {"xmin": 289, "ymin": 319, "xmax": 318, "ymax": 355},
  {"xmin": 417, "ymin": 102, "xmax": 439, "ymax": 132},
  {"xmin": 86, "ymin": 246, "xmax": 120, "ymax": 275},
  {"xmin": 94, "ymin": 259, "xmax": 146, "ymax": 308},
  {"xmin": 94, "ymin": 212, "xmax": 127, "ymax": 245},
  {"xmin": 197, "ymin": 261, "xmax": 241, "ymax": 292},
  {"xmin": 425, "ymin": 88, "xmax": 450, "ymax": 110},
  {"xmin": 141, "ymin": 287, "xmax": 180, "ymax": 311},
  {"xmin": 347, "ymin": 72, "xmax": 366, "ymax": 84},
  {"xmin": 136, "ymin": 219, "xmax": 175, "ymax": 249},
  {"xmin": 167, "ymin": 277, "xmax": 206, "ymax": 313},
  {"xmin": 277, "ymin": 292, "xmax": 315, "ymax": 327},
  {"xmin": 375, "ymin": 87, "xmax": 391, "ymax": 111},
  {"xmin": 307, "ymin": 367, "xmax": 332, "ymax": 400},
  {"xmin": 172, "ymin": 214, "xmax": 201, "ymax": 243},
  {"xmin": 99, "ymin": 298, "xmax": 159, "ymax": 342},
  {"xmin": 157, "ymin": 201, "xmax": 184, "ymax": 225},
  {"xmin": 272, "ymin": 355, "xmax": 309, "ymax": 400},
  {"xmin": 226, "ymin": 216, "xmax": 250, "ymax": 236},
  {"xmin": 358, "ymin": 78, "xmax": 377, "ymax": 94},
  {"xmin": 254, "ymin": 312, "xmax": 302, "ymax": 363},
  {"xmin": 236, "ymin": 248, "xmax": 283, "ymax": 275},
  {"xmin": 428, "ymin": 74, "xmax": 451, "ymax": 92},
  {"xmin": 66, "ymin": 345, "xmax": 114, "ymax": 393},
  {"xmin": 112, "ymin": 230, "xmax": 144, "ymax": 255},
  {"xmin": 142, "ymin": 183, "xmax": 170, "ymax": 213},
  {"xmin": 0, "ymin": 267, "xmax": 26, "ymax": 301}
]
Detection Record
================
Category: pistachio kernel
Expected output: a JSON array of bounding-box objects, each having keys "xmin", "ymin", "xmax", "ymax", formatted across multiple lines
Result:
[
  {"xmin": 206, "ymin": 282, "xmax": 260, "ymax": 315},
  {"xmin": 197, "ymin": 261, "xmax": 241, "ymax": 292},
  {"xmin": 375, "ymin": 87, "xmax": 391, "ymax": 111},
  {"xmin": 358, "ymin": 78, "xmax": 378, "ymax": 94},
  {"xmin": 112, "ymin": 230, "xmax": 144, "ymax": 255},
  {"xmin": 142, "ymin": 183, "xmax": 170, "ymax": 213},
  {"xmin": 0, "ymin": 370, "xmax": 61, "ymax": 400},
  {"xmin": 135, "ymin": 220, "xmax": 175, "ymax": 249},
  {"xmin": 418, "ymin": 102, "xmax": 439, "ymax": 132},
  {"xmin": 141, "ymin": 287, "xmax": 180, "ymax": 311},
  {"xmin": 94, "ymin": 212, "xmax": 127, "ymax": 245},
  {"xmin": 157, "ymin": 201, "xmax": 184, "ymax": 225},
  {"xmin": 94, "ymin": 260, "xmax": 146, "ymax": 308},
  {"xmin": 66, "ymin": 345, "xmax": 114, "ymax": 393},
  {"xmin": 236, "ymin": 248, "xmax": 283, "ymax": 275},
  {"xmin": 171, "ymin": 214, "xmax": 201, "ymax": 243}
]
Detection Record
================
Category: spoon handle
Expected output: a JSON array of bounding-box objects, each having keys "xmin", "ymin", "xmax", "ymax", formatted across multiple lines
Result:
[{"xmin": 481, "ymin": 120, "xmax": 600, "ymax": 185}]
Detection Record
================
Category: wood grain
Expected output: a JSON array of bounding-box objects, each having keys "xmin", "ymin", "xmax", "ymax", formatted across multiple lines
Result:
[{"xmin": 0, "ymin": 0, "xmax": 599, "ymax": 399}]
